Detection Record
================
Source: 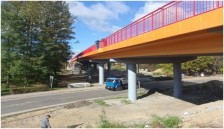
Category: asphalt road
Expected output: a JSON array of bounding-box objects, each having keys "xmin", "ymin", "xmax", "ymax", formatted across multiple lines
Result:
[
  {"xmin": 1, "ymin": 75, "xmax": 222, "ymax": 117},
  {"xmin": 1, "ymin": 87, "xmax": 127, "ymax": 117}
]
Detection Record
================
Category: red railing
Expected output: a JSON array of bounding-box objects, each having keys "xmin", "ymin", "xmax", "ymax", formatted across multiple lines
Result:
[{"xmin": 73, "ymin": 0, "xmax": 223, "ymax": 60}]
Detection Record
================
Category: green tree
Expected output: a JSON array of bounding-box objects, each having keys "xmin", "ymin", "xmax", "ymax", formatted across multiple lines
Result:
[
  {"xmin": 156, "ymin": 64, "xmax": 173, "ymax": 76},
  {"xmin": 182, "ymin": 56, "xmax": 223, "ymax": 76},
  {"xmin": 1, "ymin": 1, "xmax": 76, "ymax": 87},
  {"xmin": 37, "ymin": 1, "xmax": 75, "ymax": 77}
]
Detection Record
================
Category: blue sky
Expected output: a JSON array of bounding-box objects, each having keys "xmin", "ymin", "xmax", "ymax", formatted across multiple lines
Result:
[{"xmin": 67, "ymin": 1, "xmax": 170, "ymax": 56}]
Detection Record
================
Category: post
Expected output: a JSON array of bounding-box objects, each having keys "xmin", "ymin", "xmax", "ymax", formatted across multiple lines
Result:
[
  {"xmin": 173, "ymin": 62, "xmax": 182, "ymax": 98},
  {"xmin": 50, "ymin": 76, "xmax": 54, "ymax": 89},
  {"xmin": 88, "ymin": 63, "xmax": 92, "ymax": 82},
  {"xmin": 107, "ymin": 63, "xmax": 111, "ymax": 77},
  {"xmin": 137, "ymin": 64, "xmax": 139, "ymax": 74},
  {"xmin": 128, "ymin": 64, "xmax": 137, "ymax": 101},
  {"xmin": 138, "ymin": 81, "xmax": 141, "ymax": 94},
  {"xmin": 99, "ymin": 63, "xmax": 104, "ymax": 85},
  {"xmin": 93, "ymin": 63, "xmax": 97, "ymax": 74}
]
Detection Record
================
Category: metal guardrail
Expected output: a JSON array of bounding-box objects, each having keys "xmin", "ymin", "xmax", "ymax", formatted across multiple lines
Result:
[{"xmin": 74, "ymin": 1, "xmax": 223, "ymax": 60}]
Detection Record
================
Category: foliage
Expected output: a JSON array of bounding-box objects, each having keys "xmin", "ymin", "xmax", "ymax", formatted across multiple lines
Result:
[
  {"xmin": 98, "ymin": 109, "xmax": 126, "ymax": 128},
  {"xmin": 1, "ymin": 1, "xmax": 76, "ymax": 87},
  {"xmin": 139, "ymin": 64, "xmax": 157, "ymax": 72},
  {"xmin": 10, "ymin": 86, "xmax": 49, "ymax": 94},
  {"xmin": 182, "ymin": 56, "xmax": 223, "ymax": 76},
  {"xmin": 154, "ymin": 56, "xmax": 223, "ymax": 76},
  {"xmin": 1, "ymin": 89, "xmax": 10, "ymax": 96},
  {"xmin": 112, "ymin": 63, "xmax": 126, "ymax": 71},
  {"xmin": 98, "ymin": 109, "xmax": 147, "ymax": 128},
  {"xmin": 95, "ymin": 99, "xmax": 110, "ymax": 106},
  {"xmin": 1, "ymin": 84, "xmax": 10, "ymax": 95},
  {"xmin": 156, "ymin": 64, "xmax": 173, "ymax": 76},
  {"xmin": 150, "ymin": 115, "xmax": 182, "ymax": 128}
]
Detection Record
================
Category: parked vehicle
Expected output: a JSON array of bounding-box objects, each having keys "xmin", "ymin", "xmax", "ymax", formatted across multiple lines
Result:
[{"xmin": 105, "ymin": 78, "xmax": 127, "ymax": 91}]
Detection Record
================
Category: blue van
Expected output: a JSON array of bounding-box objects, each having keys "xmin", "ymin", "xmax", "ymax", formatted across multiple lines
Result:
[{"xmin": 105, "ymin": 78, "xmax": 126, "ymax": 91}]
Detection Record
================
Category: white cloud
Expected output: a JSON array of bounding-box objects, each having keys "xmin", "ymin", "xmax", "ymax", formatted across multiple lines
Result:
[
  {"xmin": 105, "ymin": 1, "xmax": 129, "ymax": 14},
  {"xmin": 68, "ymin": 1, "xmax": 129, "ymax": 33},
  {"xmin": 132, "ymin": 1, "xmax": 169, "ymax": 21}
]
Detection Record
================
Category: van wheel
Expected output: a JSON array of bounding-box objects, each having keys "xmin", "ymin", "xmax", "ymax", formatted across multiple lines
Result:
[{"xmin": 116, "ymin": 87, "xmax": 121, "ymax": 91}]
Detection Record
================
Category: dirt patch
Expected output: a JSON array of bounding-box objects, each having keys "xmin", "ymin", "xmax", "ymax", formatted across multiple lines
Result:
[
  {"xmin": 181, "ymin": 100, "xmax": 223, "ymax": 128},
  {"xmin": 1, "ymin": 80, "xmax": 223, "ymax": 128},
  {"xmin": 64, "ymin": 100, "xmax": 92, "ymax": 109}
]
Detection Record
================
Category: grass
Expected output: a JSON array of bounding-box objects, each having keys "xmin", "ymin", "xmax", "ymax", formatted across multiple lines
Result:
[
  {"xmin": 98, "ymin": 109, "xmax": 147, "ymax": 128},
  {"xmin": 1, "ymin": 88, "xmax": 10, "ymax": 96},
  {"xmin": 49, "ymin": 87, "xmax": 65, "ymax": 91},
  {"xmin": 120, "ymin": 99, "xmax": 132, "ymax": 104},
  {"xmin": 115, "ymin": 96, "xmax": 127, "ymax": 99},
  {"xmin": 137, "ymin": 92, "xmax": 145, "ymax": 97},
  {"xmin": 150, "ymin": 115, "xmax": 182, "ymax": 128},
  {"xmin": 98, "ymin": 118, "xmax": 127, "ymax": 128},
  {"xmin": 1, "ymin": 85, "xmax": 65, "ymax": 96},
  {"xmin": 95, "ymin": 99, "xmax": 110, "ymax": 106},
  {"xmin": 1, "ymin": 84, "xmax": 10, "ymax": 96},
  {"xmin": 98, "ymin": 109, "xmax": 126, "ymax": 128}
]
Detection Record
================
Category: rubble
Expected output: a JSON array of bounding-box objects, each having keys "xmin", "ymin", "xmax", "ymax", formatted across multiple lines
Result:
[{"xmin": 67, "ymin": 83, "xmax": 90, "ymax": 88}]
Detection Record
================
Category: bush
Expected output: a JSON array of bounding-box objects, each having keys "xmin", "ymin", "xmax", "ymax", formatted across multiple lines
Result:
[
  {"xmin": 1, "ymin": 88, "xmax": 10, "ymax": 95},
  {"xmin": 97, "ymin": 109, "xmax": 147, "ymax": 128},
  {"xmin": 10, "ymin": 85, "xmax": 49, "ymax": 94},
  {"xmin": 1, "ymin": 84, "xmax": 10, "ymax": 95},
  {"xmin": 98, "ymin": 109, "xmax": 126, "ymax": 128},
  {"xmin": 150, "ymin": 115, "xmax": 182, "ymax": 128}
]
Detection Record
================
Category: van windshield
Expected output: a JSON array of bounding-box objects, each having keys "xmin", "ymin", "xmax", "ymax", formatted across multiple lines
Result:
[{"xmin": 106, "ymin": 79, "xmax": 114, "ymax": 82}]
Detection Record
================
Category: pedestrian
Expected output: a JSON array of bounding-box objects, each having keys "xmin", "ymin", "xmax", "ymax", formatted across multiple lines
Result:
[{"xmin": 40, "ymin": 115, "xmax": 51, "ymax": 128}]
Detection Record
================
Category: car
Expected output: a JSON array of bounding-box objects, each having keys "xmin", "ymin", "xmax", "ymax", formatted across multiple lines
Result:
[{"xmin": 105, "ymin": 78, "xmax": 126, "ymax": 91}]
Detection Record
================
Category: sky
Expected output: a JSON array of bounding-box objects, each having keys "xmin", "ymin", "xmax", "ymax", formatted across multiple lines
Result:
[{"xmin": 67, "ymin": 1, "xmax": 170, "ymax": 57}]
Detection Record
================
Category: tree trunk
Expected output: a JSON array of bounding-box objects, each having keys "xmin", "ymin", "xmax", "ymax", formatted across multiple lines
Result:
[{"xmin": 6, "ymin": 74, "xmax": 9, "ymax": 88}]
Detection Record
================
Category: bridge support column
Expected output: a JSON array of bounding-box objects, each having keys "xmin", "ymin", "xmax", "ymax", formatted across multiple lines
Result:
[
  {"xmin": 173, "ymin": 62, "xmax": 182, "ymax": 98},
  {"xmin": 88, "ymin": 63, "xmax": 91, "ymax": 76},
  {"xmin": 99, "ymin": 63, "xmax": 104, "ymax": 85},
  {"xmin": 107, "ymin": 63, "xmax": 111, "ymax": 77},
  {"xmin": 93, "ymin": 63, "xmax": 97, "ymax": 74},
  {"xmin": 128, "ymin": 64, "xmax": 137, "ymax": 101}
]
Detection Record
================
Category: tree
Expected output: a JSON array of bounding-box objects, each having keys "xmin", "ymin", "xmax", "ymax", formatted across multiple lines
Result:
[
  {"xmin": 1, "ymin": 1, "xmax": 76, "ymax": 86},
  {"xmin": 37, "ymin": 1, "xmax": 75, "ymax": 77},
  {"xmin": 182, "ymin": 56, "xmax": 223, "ymax": 76},
  {"xmin": 156, "ymin": 64, "xmax": 173, "ymax": 76}
]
